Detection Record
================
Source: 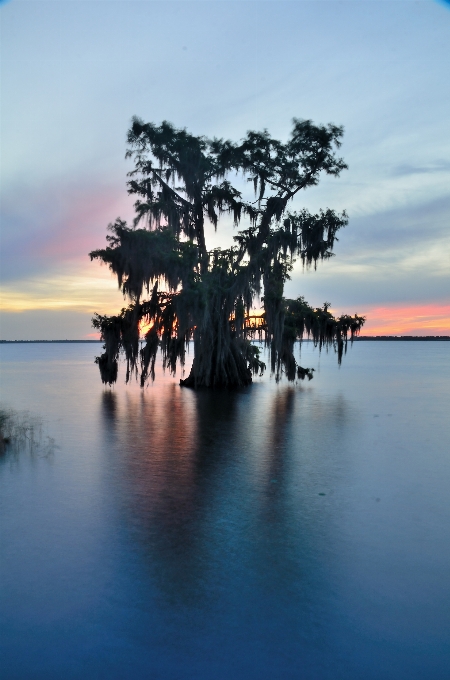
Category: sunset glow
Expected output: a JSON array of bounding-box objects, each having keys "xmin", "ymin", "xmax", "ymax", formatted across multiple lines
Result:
[
  {"xmin": 358, "ymin": 303, "xmax": 450, "ymax": 336},
  {"xmin": 89, "ymin": 304, "xmax": 450, "ymax": 342}
]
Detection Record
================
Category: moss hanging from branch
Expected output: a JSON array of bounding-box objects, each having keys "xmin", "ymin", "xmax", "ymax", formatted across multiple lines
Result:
[{"xmin": 90, "ymin": 118, "xmax": 364, "ymax": 388}]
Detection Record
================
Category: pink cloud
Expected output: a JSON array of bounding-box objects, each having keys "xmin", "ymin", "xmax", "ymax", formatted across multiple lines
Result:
[
  {"xmin": 358, "ymin": 303, "xmax": 450, "ymax": 336},
  {"xmin": 2, "ymin": 177, "xmax": 135, "ymax": 282},
  {"xmin": 30, "ymin": 183, "xmax": 134, "ymax": 263}
]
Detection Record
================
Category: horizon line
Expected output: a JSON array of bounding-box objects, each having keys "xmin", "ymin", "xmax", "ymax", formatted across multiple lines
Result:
[{"xmin": 1, "ymin": 336, "xmax": 450, "ymax": 344}]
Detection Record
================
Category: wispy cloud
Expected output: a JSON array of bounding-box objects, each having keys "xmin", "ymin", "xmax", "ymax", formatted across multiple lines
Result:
[
  {"xmin": 286, "ymin": 191, "xmax": 450, "ymax": 312},
  {"xmin": 391, "ymin": 160, "xmax": 450, "ymax": 178}
]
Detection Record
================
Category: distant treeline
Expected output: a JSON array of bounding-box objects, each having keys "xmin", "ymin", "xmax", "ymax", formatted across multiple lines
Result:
[
  {"xmin": 1, "ymin": 337, "xmax": 449, "ymax": 344},
  {"xmin": 354, "ymin": 336, "xmax": 450, "ymax": 341},
  {"xmin": 0, "ymin": 340, "xmax": 102, "ymax": 343}
]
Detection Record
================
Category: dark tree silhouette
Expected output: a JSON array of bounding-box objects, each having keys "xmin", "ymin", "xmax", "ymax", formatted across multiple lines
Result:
[{"xmin": 90, "ymin": 118, "xmax": 365, "ymax": 388}]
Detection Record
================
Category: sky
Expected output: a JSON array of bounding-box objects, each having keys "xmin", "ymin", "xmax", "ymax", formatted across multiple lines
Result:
[{"xmin": 0, "ymin": 0, "xmax": 449, "ymax": 339}]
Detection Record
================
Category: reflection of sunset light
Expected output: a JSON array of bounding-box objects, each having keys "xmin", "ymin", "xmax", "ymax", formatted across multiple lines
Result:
[
  {"xmin": 357, "ymin": 303, "xmax": 450, "ymax": 336},
  {"xmin": 117, "ymin": 386, "xmax": 199, "ymax": 518}
]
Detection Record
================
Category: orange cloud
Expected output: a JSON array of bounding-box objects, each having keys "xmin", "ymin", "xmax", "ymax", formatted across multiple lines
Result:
[{"xmin": 356, "ymin": 303, "xmax": 450, "ymax": 336}]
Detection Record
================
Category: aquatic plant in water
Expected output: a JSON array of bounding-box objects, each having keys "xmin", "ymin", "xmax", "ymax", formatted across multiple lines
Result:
[
  {"xmin": 90, "ymin": 118, "xmax": 365, "ymax": 388},
  {"xmin": 0, "ymin": 406, "xmax": 55, "ymax": 458}
]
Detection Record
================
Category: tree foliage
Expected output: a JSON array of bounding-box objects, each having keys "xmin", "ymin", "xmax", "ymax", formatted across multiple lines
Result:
[{"xmin": 90, "ymin": 118, "xmax": 365, "ymax": 388}]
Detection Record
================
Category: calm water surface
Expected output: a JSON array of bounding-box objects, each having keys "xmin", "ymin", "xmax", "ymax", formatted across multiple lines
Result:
[{"xmin": 0, "ymin": 342, "xmax": 449, "ymax": 679}]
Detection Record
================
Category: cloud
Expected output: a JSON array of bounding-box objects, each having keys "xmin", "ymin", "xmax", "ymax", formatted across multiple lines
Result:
[
  {"xmin": 0, "ymin": 263, "xmax": 121, "ymax": 314},
  {"xmin": 358, "ymin": 303, "xmax": 450, "ymax": 336},
  {"xmin": 0, "ymin": 177, "xmax": 134, "ymax": 283},
  {"xmin": 3, "ymin": 168, "xmax": 449, "ymax": 325},
  {"xmin": 285, "ymin": 192, "xmax": 450, "ymax": 311},
  {"xmin": 323, "ymin": 194, "xmax": 450, "ymax": 277},
  {"xmin": 391, "ymin": 161, "xmax": 450, "ymax": 178}
]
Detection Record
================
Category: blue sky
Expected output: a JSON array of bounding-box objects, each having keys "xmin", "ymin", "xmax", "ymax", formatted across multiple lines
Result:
[{"xmin": 1, "ymin": 0, "xmax": 449, "ymax": 338}]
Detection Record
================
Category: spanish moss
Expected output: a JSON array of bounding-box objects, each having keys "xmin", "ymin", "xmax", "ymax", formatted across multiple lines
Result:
[{"xmin": 90, "ymin": 118, "xmax": 365, "ymax": 388}]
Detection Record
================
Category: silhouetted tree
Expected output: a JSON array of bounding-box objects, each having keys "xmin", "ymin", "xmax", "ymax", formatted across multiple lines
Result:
[{"xmin": 90, "ymin": 118, "xmax": 364, "ymax": 388}]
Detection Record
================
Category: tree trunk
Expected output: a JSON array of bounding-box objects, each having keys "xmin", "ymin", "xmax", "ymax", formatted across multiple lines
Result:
[{"xmin": 180, "ymin": 336, "xmax": 252, "ymax": 388}]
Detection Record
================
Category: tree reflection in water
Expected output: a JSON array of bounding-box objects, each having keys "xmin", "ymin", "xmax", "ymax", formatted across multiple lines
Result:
[{"xmin": 100, "ymin": 382, "xmax": 353, "ymax": 614}]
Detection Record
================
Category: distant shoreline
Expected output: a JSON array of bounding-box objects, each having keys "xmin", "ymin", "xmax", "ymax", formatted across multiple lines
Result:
[
  {"xmin": 1, "ymin": 336, "xmax": 449, "ymax": 343},
  {"xmin": 0, "ymin": 340, "xmax": 103, "ymax": 343},
  {"xmin": 0, "ymin": 340, "xmax": 103, "ymax": 345},
  {"xmin": 354, "ymin": 336, "xmax": 450, "ymax": 341},
  {"xmin": 354, "ymin": 335, "xmax": 450, "ymax": 342}
]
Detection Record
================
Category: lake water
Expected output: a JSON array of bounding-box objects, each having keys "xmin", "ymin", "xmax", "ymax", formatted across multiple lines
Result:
[{"xmin": 0, "ymin": 341, "xmax": 449, "ymax": 679}]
